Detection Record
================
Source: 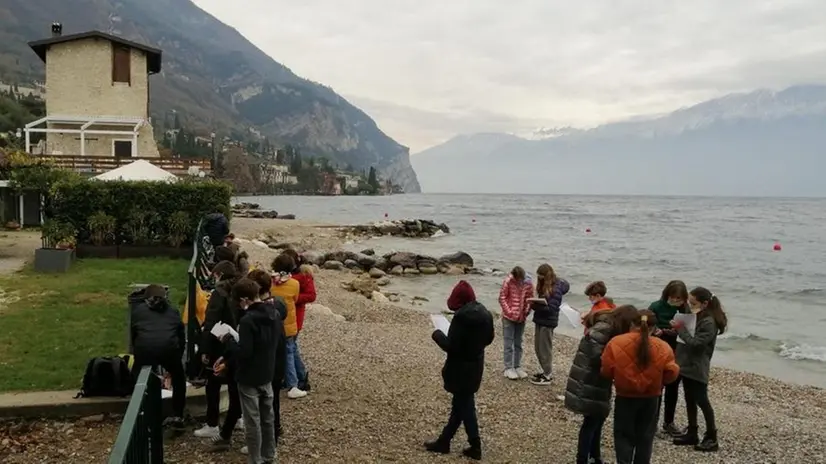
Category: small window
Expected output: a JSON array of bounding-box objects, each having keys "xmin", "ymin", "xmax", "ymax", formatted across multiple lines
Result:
[
  {"xmin": 112, "ymin": 46, "xmax": 131, "ymax": 84},
  {"xmin": 114, "ymin": 140, "xmax": 132, "ymax": 158}
]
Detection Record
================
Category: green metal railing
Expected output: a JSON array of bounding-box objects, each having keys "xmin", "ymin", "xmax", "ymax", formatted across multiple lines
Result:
[{"xmin": 107, "ymin": 366, "xmax": 163, "ymax": 464}]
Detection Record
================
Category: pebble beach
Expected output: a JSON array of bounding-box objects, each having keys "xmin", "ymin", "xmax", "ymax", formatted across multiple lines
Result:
[{"xmin": 3, "ymin": 218, "xmax": 825, "ymax": 463}]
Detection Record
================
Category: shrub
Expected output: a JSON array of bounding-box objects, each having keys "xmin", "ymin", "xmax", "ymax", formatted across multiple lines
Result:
[
  {"xmin": 87, "ymin": 211, "xmax": 116, "ymax": 246},
  {"xmin": 41, "ymin": 219, "xmax": 77, "ymax": 249},
  {"xmin": 166, "ymin": 211, "xmax": 190, "ymax": 247},
  {"xmin": 49, "ymin": 179, "xmax": 232, "ymax": 246}
]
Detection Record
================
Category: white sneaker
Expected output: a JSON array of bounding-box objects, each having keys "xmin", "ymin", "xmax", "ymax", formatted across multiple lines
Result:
[
  {"xmin": 237, "ymin": 418, "xmax": 245, "ymax": 431},
  {"xmin": 515, "ymin": 367, "xmax": 529, "ymax": 379},
  {"xmin": 504, "ymin": 368, "xmax": 518, "ymax": 380},
  {"xmin": 287, "ymin": 387, "xmax": 308, "ymax": 399},
  {"xmin": 240, "ymin": 445, "xmax": 248, "ymax": 455},
  {"xmin": 193, "ymin": 424, "xmax": 220, "ymax": 438}
]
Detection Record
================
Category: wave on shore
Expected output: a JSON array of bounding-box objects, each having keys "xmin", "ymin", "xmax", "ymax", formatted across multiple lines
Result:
[{"xmin": 718, "ymin": 332, "xmax": 826, "ymax": 363}]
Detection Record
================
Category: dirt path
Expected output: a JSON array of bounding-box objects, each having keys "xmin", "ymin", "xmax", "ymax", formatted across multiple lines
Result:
[{"xmin": 0, "ymin": 231, "xmax": 39, "ymax": 275}]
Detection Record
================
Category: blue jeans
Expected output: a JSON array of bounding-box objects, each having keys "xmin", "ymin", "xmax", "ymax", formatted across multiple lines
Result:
[
  {"xmin": 502, "ymin": 319, "xmax": 525, "ymax": 369},
  {"xmin": 285, "ymin": 336, "xmax": 307, "ymax": 389}
]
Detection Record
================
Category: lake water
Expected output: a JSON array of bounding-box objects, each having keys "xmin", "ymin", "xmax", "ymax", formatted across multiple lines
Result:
[{"xmin": 238, "ymin": 194, "xmax": 826, "ymax": 388}]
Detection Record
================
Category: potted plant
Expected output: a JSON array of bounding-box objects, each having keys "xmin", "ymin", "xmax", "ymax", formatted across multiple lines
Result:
[
  {"xmin": 77, "ymin": 211, "xmax": 118, "ymax": 259},
  {"xmin": 164, "ymin": 211, "xmax": 191, "ymax": 259},
  {"xmin": 34, "ymin": 220, "xmax": 77, "ymax": 273}
]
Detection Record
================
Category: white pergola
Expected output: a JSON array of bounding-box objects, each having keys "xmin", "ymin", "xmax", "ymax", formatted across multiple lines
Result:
[{"xmin": 24, "ymin": 115, "xmax": 147, "ymax": 156}]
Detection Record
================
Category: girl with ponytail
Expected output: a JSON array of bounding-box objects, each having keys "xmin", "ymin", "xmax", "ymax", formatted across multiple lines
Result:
[
  {"xmin": 671, "ymin": 287, "xmax": 727, "ymax": 453},
  {"xmin": 601, "ymin": 309, "xmax": 680, "ymax": 464}
]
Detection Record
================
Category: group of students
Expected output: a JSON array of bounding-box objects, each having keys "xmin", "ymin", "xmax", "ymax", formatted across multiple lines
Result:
[
  {"xmin": 424, "ymin": 264, "xmax": 727, "ymax": 464},
  {"xmin": 191, "ymin": 238, "xmax": 318, "ymax": 462}
]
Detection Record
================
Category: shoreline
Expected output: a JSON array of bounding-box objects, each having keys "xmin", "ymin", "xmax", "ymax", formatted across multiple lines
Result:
[
  {"xmin": 232, "ymin": 218, "xmax": 826, "ymax": 462},
  {"xmin": 4, "ymin": 217, "xmax": 823, "ymax": 463}
]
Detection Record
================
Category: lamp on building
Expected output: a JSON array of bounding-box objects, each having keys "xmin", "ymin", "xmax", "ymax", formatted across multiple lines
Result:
[{"xmin": 15, "ymin": 129, "xmax": 22, "ymax": 139}]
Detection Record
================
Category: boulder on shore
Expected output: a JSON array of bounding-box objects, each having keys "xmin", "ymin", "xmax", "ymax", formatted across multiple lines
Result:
[
  {"xmin": 438, "ymin": 251, "xmax": 474, "ymax": 269},
  {"xmin": 342, "ymin": 219, "xmax": 450, "ymax": 239},
  {"xmin": 323, "ymin": 260, "xmax": 344, "ymax": 270}
]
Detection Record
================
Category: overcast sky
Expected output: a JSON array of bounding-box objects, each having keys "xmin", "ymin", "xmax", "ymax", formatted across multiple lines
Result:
[{"xmin": 192, "ymin": 0, "xmax": 826, "ymax": 152}]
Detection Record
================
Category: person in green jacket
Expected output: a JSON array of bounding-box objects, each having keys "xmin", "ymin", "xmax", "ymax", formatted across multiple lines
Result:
[
  {"xmin": 671, "ymin": 287, "xmax": 728, "ymax": 453},
  {"xmin": 648, "ymin": 280, "xmax": 689, "ymax": 437}
]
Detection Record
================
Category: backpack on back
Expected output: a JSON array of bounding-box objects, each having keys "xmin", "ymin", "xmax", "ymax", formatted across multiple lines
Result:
[{"xmin": 75, "ymin": 356, "xmax": 134, "ymax": 398}]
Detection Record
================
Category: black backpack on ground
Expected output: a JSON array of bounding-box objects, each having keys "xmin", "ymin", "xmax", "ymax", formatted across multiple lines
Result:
[{"xmin": 75, "ymin": 356, "xmax": 134, "ymax": 398}]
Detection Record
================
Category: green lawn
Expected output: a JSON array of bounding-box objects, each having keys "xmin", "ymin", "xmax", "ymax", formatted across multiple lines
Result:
[{"xmin": 0, "ymin": 258, "xmax": 190, "ymax": 392}]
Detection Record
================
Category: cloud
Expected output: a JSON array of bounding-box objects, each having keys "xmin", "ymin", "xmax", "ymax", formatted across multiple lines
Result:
[{"xmin": 192, "ymin": 0, "xmax": 826, "ymax": 151}]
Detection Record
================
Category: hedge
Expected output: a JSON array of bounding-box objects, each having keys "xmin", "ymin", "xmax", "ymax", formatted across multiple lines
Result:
[{"xmin": 48, "ymin": 179, "xmax": 232, "ymax": 245}]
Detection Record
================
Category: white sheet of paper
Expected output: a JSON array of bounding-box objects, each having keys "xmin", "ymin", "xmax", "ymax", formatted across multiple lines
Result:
[
  {"xmin": 560, "ymin": 303, "xmax": 583, "ymax": 329},
  {"xmin": 673, "ymin": 313, "xmax": 696, "ymax": 343},
  {"xmin": 161, "ymin": 382, "xmax": 192, "ymax": 399},
  {"xmin": 430, "ymin": 314, "xmax": 451, "ymax": 335},
  {"xmin": 210, "ymin": 322, "xmax": 239, "ymax": 342}
]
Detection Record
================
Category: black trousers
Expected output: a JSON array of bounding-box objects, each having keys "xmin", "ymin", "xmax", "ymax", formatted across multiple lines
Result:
[
  {"xmin": 658, "ymin": 333, "xmax": 681, "ymax": 425},
  {"xmin": 576, "ymin": 414, "xmax": 606, "ymax": 464},
  {"xmin": 613, "ymin": 396, "xmax": 659, "ymax": 464},
  {"xmin": 205, "ymin": 369, "xmax": 242, "ymax": 438},
  {"xmin": 683, "ymin": 377, "xmax": 717, "ymax": 433},
  {"xmin": 218, "ymin": 379, "xmax": 242, "ymax": 440},
  {"xmin": 133, "ymin": 350, "xmax": 186, "ymax": 419},
  {"xmin": 438, "ymin": 393, "xmax": 480, "ymax": 445}
]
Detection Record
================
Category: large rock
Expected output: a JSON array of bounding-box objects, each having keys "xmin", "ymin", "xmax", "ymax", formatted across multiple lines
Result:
[
  {"xmin": 389, "ymin": 265, "xmax": 404, "ymax": 276},
  {"xmin": 348, "ymin": 276, "xmax": 380, "ymax": 297},
  {"xmin": 323, "ymin": 260, "xmax": 344, "ymax": 270},
  {"xmin": 356, "ymin": 253, "xmax": 377, "ymax": 269},
  {"xmin": 361, "ymin": 248, "xmax": 375, "ymax": 256},
  {"xmin": 344, "ymin": 259, "xmax": 361, "ymax": 269},
  {"xmin": 419, "ymin": 264, "xmax": 439, "ymax": 275},
  {"xmin": 438, "ymin": 251, "xmax": 474, "ymax": 268},
  {"xmin": 302, "ymin": 250, "xmax": 326, "ymax": 266},
  {"xmin": 368, "ymin": 268, "xmax": 386, "ymax": 278},
  {"xmin": 376, "ymin": 276, "xmax": 391, "ymax": 286},
  {"xmin": 325, "ymin": 250, "xmax": 359, "ymax": 264},
  {"xmin": 387, "ymin": 252, "xmax": 418, "ymax": 269},
  {"xmin": 376, "ymin": 221, "xmax": 404, "ymax": 235},
  {"xmin": 371, "ymin": 291, "xmax": 390, "ymax": 303},
  {"xmin": 268, "ymin": 242, "xmax": 296, "ymax": 250},
  {"xmin": 403, "ymin": 268, "xmax": 421, "ymax": 276},
  {"xmin": 439, "ymin": 264, "xmax": 466, "ymax": 275}
]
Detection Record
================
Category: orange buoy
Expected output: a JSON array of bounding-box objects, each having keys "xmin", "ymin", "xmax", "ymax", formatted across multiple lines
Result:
[{"xmin": 773, "ymin": 242, "xmax": 782, "ymax": 251}]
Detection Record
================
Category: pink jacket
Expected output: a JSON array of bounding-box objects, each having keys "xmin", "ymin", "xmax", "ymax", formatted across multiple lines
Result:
[{"xmin": 499, "ymin": 275, "xmax": 534, "ymax": 322}]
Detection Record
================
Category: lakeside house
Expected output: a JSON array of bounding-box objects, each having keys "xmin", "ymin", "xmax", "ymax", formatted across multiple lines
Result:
[
  {"xmin": 24, "ymin": 23, "xmax": 162, "ymax": 158},
  {"xmin": 0, "ymin": 23, "xmax": 209, "ymax": 226}
]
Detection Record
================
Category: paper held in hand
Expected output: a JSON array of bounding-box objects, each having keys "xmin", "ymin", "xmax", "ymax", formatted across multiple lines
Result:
[
  {"xmin": 527, "ymin": 297, "xmax": 547, "ymax": 305},
  {"xmin": 673, "ymin": 313, "xmax": 696, "ymax": 343},
  {"xmin": 430, "ymin": 314, "xmax": 451, "ymax": 335},
  {"xmin": 560, "ymin": 303, "xmax": 582, "ymax": 329},
  {"xmin": 210, "ymin": 321, "xmax": 239, "ymax": 342}
]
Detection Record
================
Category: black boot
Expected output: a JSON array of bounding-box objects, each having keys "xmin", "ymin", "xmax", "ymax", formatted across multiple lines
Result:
[
  {"xmin": 462, "ymin": 438, "xmax": 482, "ymax": 461},
  {"xmin": 673, "ymin": 426, "xmax": 699, "ymax": 446},
  {"xmin": 424, "ymin": 439, "xmax": 450, "ymax": 454},
  {"xmin": 694, "ymin": 430, "xmax": 719, "ymax": 452}
]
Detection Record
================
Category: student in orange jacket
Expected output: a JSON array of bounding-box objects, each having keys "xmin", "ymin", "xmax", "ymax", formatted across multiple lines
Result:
[{"xmin": 601, "ymin": 310, "xmax": 680, "ymax": 464}]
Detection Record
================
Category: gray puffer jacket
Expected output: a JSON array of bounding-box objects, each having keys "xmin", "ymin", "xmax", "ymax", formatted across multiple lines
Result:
[
  {"xmin": 564, "ymin": 316, "xmax": 614, "ymax": 418},
  {"xmin": 676, "ymin": 315, "xmax": 718, "ymax": 384}
]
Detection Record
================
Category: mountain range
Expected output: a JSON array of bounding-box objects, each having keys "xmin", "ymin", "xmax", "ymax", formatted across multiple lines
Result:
[
  {"xmin": 412, "ymin": 85, "xmax": 826, "ymax": 197},
  {"xmin": 0, "ymin": 0, "xmax": 421, "ymax": 192}
]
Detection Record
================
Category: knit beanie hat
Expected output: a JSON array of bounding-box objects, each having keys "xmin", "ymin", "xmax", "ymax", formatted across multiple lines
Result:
[{"xmin": 447, "ymin": 280, "xmax": 476, "ymax": 311}]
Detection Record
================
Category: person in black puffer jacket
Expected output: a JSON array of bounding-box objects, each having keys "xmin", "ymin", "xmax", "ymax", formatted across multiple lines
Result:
[
  {"xmin": 425, "ymin": 280, "xmax": 494, "ymax": 461},
  {"xmin": 130, "ymin": 284, "xmax": 186, "ymax": 426},
  {"xmin": 564, "ymin": 305, "xmax": 637, "ymax": 464},
  {"xmin": 529, "ymin": 263, "xmax": 570, "ymax": 386}
]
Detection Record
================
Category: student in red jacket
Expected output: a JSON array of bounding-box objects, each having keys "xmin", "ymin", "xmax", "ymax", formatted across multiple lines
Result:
[{"xmin": 280, "ymin": 249, "xmax": 316, "ymax": 391}]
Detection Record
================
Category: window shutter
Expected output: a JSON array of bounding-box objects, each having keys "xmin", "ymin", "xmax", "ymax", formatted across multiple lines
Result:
[{"xmin": 112, "ymin": 46, "xmax": 131, "ymax": 84}]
